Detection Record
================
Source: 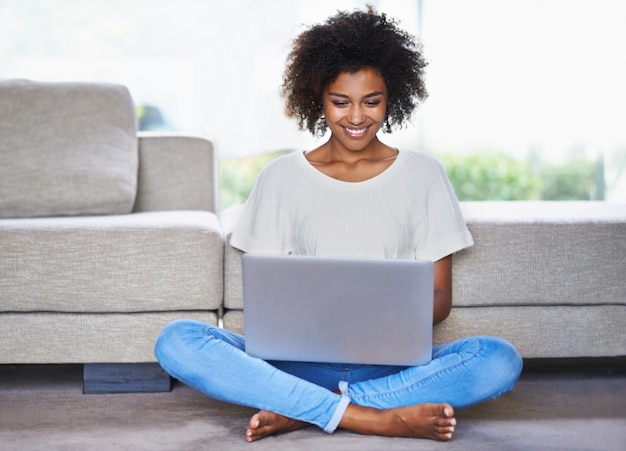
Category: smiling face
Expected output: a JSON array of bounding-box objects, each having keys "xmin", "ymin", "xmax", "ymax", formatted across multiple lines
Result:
[{"xmin": 322, "ymin": 68, "xmax": 388, "ymax": 155}]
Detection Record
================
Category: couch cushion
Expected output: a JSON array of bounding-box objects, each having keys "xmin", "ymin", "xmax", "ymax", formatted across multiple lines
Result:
[
  {"xmin": 454, "ymin": 201, "xmax": 626, "ymax": 307},
  {"xmin": 0, "ymin": 211, "xmax": 223, "ymax": 312},
  {"xmin": 0, "ymin": 311, "xmax": 218, "ymax": 364},
  {"xmin": 221, "ymin": 204, "xmax": 245, "ymax": 309},
  {"xmin": 223, "ymin": 201, "xmax": 626, "ymax": 310},
  {"xmin": 0, "ymin": 80, "xmax": 138, "ymax": 218},
  {"xmin": 433, "ymin": 305, "xmax": 626, "ymax": 358}
]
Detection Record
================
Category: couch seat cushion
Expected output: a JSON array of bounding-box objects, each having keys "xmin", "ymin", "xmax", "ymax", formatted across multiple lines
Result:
[
  {"xmin": 0, "ymin": 211, "xmax": 223, "ymax": 312},
  {"xmin": 454, "ymin": 201, "xmax": 626, "ymax": 307}
]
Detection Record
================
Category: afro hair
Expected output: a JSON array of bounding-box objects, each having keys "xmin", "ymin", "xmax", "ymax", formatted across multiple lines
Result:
[{"xmin": 282, "ymin": 6, "xmax": 428, "ymax": 136}]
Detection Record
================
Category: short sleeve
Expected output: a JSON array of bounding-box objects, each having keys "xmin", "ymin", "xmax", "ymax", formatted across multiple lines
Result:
[
  {"xmin": 229, "ymin": 161, "xmax": 294, "ymax": 254},
  {"xmin": 414, "ymin": 159, "xmax": 473, "ymax": 261}
]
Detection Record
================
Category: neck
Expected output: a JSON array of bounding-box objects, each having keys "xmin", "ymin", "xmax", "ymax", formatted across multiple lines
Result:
[{"xmin": 321, "ymin": 137, "xmax": 392, "ymax": 164}]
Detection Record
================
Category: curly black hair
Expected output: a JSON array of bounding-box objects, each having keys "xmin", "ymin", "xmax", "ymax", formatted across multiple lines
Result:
[{"xmin": 282, "ymin": 6, "xmax": 428, "ymax": 136}]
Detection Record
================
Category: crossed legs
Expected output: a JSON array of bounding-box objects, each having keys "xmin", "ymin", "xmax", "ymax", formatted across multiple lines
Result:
[{"xmin": 155, "ymin": 320, "xmax": 522, "ymax": 442}]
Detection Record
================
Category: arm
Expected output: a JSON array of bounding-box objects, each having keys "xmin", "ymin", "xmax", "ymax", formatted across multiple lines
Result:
[{"xmin": 433, "ymin": 255, "xmax": 453, "ymax": 325}]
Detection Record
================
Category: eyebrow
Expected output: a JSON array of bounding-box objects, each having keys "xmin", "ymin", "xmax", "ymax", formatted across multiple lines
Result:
[{"xmin": 327, "ymin": 91, "xmax": 385, "ymax": 99}]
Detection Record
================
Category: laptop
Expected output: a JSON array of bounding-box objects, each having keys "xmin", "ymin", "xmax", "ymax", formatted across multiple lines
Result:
[{"xmin": 242, "ymin": 253, "xmax": 434, "ymax": 366}]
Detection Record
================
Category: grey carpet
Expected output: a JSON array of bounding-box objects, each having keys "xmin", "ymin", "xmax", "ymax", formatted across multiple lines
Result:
[{"xmin": 1, "ymin": 361, "xmax": 625, "ymax": 451}]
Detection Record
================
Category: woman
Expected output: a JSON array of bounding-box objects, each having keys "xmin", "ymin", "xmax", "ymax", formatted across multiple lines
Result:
[{"xmin": 155, "ymin": 7, "xmax": 523, "ymax": 442}]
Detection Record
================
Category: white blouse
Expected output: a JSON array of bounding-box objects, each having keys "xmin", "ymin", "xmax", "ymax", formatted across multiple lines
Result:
[{"xmin": 230, "ymin": 150, "xmax": 473, "ymax": 261}]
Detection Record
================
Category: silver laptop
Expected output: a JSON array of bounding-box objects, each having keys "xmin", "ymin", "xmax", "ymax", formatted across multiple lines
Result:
[{"xmin": 242, "ymin": 253, "xmax": 434, "ymax": 366}]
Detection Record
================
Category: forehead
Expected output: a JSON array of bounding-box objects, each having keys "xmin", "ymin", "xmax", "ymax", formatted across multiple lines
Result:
[{"xmin": 326, "ymin": 68, "xmax": 387, "ymax": 95}]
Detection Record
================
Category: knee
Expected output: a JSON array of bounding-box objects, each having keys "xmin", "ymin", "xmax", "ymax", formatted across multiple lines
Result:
[
  {"xmin": 481, "ymin": 336, "xmax": 523, "ymax": 387},
  {"xmin": 154, "ymin": 319, "xmax": 211, "ymax": 364},
  {"xmin": 154, "ymin": 319, "xmax": 184, "ymax": 362}
]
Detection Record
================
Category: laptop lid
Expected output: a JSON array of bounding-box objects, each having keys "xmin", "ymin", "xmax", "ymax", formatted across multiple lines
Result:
[{"xmin": 242, "ymin": 253, "xmax": 434, "ymax": 366}]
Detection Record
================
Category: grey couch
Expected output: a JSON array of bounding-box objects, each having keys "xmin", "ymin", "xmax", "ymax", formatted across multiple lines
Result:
[
  {"xmin": 1, "ymin": 80, "xmax": 625, "ymax": 394},
  {"xmin": 0, "ymin": 80, "xmax": 223, "ymax": 391}
]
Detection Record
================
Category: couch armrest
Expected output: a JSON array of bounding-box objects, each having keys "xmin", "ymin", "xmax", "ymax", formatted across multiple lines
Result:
[{"xmin": 134, "ymin": 133, "xmax": 219, "ymax": 213}]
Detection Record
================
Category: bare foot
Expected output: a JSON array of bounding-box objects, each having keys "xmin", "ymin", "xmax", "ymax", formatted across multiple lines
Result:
[
  {"xmin": 245, "ymin": 410, "xmax": 310, "ymax": 442},
  {"xmin": 339, "ymin": 402, "xmax": 457, "ymax": 441}
]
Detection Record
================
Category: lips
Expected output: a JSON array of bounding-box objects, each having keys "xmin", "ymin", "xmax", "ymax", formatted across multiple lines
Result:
[{"xmin": 343, "ymin": 125, "xmax": 369, "ymax": 138}]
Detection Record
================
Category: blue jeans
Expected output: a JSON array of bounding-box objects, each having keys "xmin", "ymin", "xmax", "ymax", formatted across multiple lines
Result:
[{"xmin": 154, "ymin": 320, "xmax": 522, "ymax": 433}]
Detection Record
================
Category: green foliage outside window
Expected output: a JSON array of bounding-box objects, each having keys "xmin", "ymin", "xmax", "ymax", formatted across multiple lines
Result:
[
  {"xmin": 537, "ymin": 157, "xmax": 601, "ymax": 201},
  {"xmin": 437, "ymin": 152, "xmax": 541, "ymax": 201},
  {"xmin": 219, "ymin": 150, "xmax": 601, "ymax": 210},
  {"xmin": 437, "ymin": 152, "xmax": 600, "ymax": 201},
  {"xmin": 220, "ymin": 150, "xmax": 292, "ymax": 209}
]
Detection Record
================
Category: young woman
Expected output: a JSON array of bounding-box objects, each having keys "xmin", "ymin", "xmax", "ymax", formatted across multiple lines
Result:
[{"xmin": 155, "ymin": 7, "xmax": 523, "ymax": 443}]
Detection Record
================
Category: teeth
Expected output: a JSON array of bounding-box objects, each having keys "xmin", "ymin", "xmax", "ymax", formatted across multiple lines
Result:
[{"xmin": 345, "ymin": 127, "xmax": 367, "ymax": 136}]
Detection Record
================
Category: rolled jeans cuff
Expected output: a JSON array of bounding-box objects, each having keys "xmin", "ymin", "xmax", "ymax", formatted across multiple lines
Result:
[{"xmin": 323, "ymin": 380, "xmax": 350, "ymax": 434}]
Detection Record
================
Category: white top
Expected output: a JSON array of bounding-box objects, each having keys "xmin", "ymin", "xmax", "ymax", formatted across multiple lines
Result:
[{"xmin": 230, "ymin": 150, "xmax": 473, "ymax": 261}]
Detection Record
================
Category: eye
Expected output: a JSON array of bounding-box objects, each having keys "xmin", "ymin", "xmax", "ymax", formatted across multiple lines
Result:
[
  {"xmin": 365, "ymin": 100, "xmax": 381, "ymax": 107},
  {"xmin": 364, "ymin": 96, "xmax": 384, "ymax": 107},
  {"xmin": 331, "ymin": 101, "xmax": 348, "ymax": 107}
]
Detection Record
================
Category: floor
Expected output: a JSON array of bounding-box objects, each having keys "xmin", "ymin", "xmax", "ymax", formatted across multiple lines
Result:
[{"xmin": 0, "ymin": 359, "xmax": 625, "ymax": 451}]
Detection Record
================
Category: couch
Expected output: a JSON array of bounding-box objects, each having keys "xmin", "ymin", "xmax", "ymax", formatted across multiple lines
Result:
[
  {"xmin": 0, "ymin": 80, "xmax": 223, "ymax": 392},
  {"xmin": 1, "ymin": 80, "xmax": 625, "ymax": 394}
]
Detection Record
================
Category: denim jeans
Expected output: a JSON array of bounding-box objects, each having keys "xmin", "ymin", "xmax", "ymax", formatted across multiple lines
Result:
[{"xmin": 154, "ymin": 319, "xmax": 522, "ymax": 433}]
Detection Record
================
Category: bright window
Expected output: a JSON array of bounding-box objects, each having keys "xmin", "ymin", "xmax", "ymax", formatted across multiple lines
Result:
[{"xmin": 2, "ymin": 0, "xmax": 624, "ymax": 204}]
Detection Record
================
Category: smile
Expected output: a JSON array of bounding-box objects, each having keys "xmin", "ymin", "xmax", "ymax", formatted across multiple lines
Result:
[{"xmin": 342, "ymin": 126, "xmax": 369, "ymax": 138}]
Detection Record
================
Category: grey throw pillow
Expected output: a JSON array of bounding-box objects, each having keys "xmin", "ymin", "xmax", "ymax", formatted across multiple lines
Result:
[{"xmin": 0, "ymin": 80, "xmax": 138, "ymax": 218}]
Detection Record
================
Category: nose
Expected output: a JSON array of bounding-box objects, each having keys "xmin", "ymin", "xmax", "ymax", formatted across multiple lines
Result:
[{"xmin": 348, "ymin": 104, "xmax": 365, "ymax": 125}]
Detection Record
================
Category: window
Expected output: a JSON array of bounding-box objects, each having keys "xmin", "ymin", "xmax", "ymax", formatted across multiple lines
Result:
[
  {"xmin": 2, "ymin": 0, "xmax": 624, "ymax": 206},
  {"xmin": 413, "ymin": 0, "xmax": 626, "ymax": 202}
]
